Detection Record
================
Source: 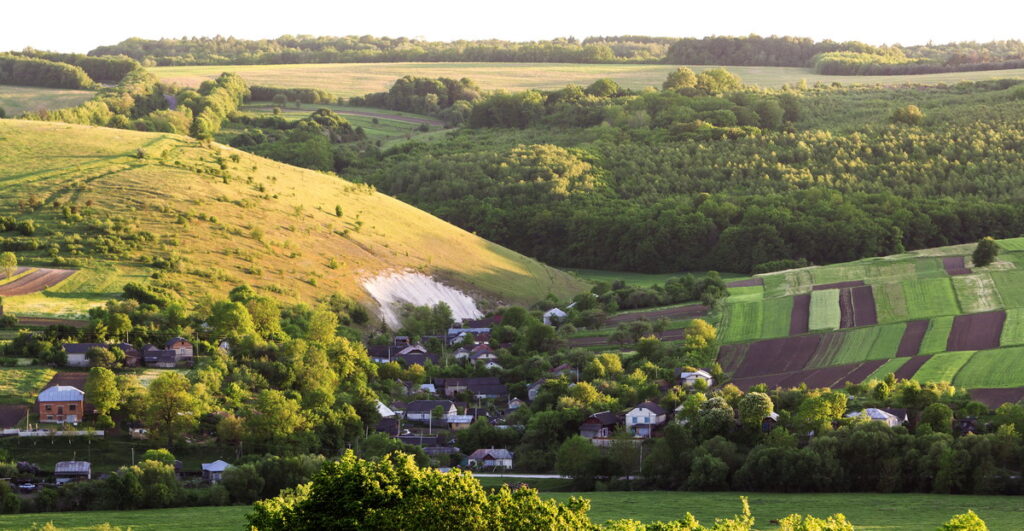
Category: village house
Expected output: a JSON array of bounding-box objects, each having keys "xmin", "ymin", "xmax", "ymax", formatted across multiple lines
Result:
[
  {"xmin": 542, "ymin": 307, "xmax": 568, "ymax": 326},
  {"xmin": 507, "ymin": 397, "xmax": 526, "ymax": 410},
  {"xmin": 37, "ymin": 385, "xmax": 85, "ymax": 423},
  {"xmin": 844, "ymin": 408, "xmax": 908, "ymax": 428},
  {"xmin": 762, "ymin": 411, "xmax": 780, "ymax": 432},
  {"xmin": 142, "ymin": 345, "xmax": 179, "ymax": 368},
  {"xmin": 165, "ymin": 337, "xmax": 194, "ymax": 360},
  {"xmin": 550, "ymin": 363, "xmax": 578, "ymax": 380},
  {"xmin": 467, "ymin": 448, "xmax": 513, "ymax": 469},
  {"xmin": 434, "ymin": 377, "xmax": 507, "ymax": 399},
  {"xmin": 202, "ymin": 460, "xmax": 231, "ymax": 483},
  {"xmin": 61, "ymin": 343, "xmax": 107, "ymax": 368},
  {"xmin": 461, "ymin": 315, "xmax": 502, "ymax": 328},
  {"xmin": 446, "ymin": 413, "xmax": 476, "ymax": 431},
  {"xmin": 114, "ymin": 343, "xmax": 142, "ymax": 367},
  {"xmin": 579, "ymin": 411, "xmax": 621, "ymax": 446},
  {"xmin": 54, "ymin": 461, "xmax": 91, "ymax": 484},
  {"xmin": 527, "ymin": 379, "xmax": 548, "ymax": 401},
  {"xmin": 676, "ymin": 369, "xmax": 714, "ymax": 388},
  {"xmin": 404, "ymin": 400, "xmax": 457, "ymax": 422},
  {"xmin": 626, "ymin": 401, "xmax": 668, "ymax": 438},
  {"xmin": 446, "ymin": 327, "xmax": 492, "ymax": 345}
]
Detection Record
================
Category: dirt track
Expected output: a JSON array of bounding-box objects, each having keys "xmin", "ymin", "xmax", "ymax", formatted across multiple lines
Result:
[{"xmin": 0, "ymin": 268, "xmax": 76, "ymax": 296}]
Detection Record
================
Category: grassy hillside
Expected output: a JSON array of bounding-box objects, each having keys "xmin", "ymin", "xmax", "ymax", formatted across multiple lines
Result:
[
  {"xmin": 0, "ymin": 120, "xmax": 585, "ymax": 318},
  {"xmin": 151, "ymin": 62, "xmax": 1024, "ymax": 96},
  {"xmin": 0, "ymin": 85, "xmax": 94, "ymax": 116},
  {"xmin": 718, "ymin": 239, "xmax": 1024, "ymax": 391}
]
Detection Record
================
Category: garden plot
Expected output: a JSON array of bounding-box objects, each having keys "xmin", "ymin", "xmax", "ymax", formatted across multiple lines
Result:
[
  {"xmin": 789, "ymin": 294, "xmax": 811, "ymax": 335},
  {"xmin": 946, "ymin": 311, "xmax": 1006, "ymax": 351},
  {"xmin": 953, "ymin": 347, "xmax": 1024, "ymax": 388},
  {"xmin": 809, "ymin": 289, "xmax": 841, "ymax": 331},
  {"xmin": 919, "ymin": 316, "xmax": 955, "ymax": 354},
  {"xmin": 761, "ymin": 297, "xmax": 793, "ymax": 339},
  {"xmin": 865, "ymin": 357, "xmax": 911, "ymax": 381},
  {"xmin": 0, "ymin": 268, "xmax": 76, "ymax": 296},
  {"xmin": 942, "ymin": 256, "xmax": 972, "ymax": 276},
  {"xmin": 895, "ymin": 320, "xmax": 929, "ymax": 356},
  {"xmin": 894, "ymin": 355, "xmax": 933, "ymax": 379},
  {"xmin": 969, "ymin": 387, "xmax": 1024, "ymax": 408},
  {"xmin": 912, "ymin": 351, "xmax": 975, "ymax": 383},
  {"xmin": 901, "ymin": 278, "xmax": 960, "ymax": 320},
  {"xmin": 952, "ymin": 273, "xmax": 1003, "ymax": 313},
  {"xmin": 999, "ymin": 308, "xmax": 1024, "ymax": 346},
  {"xmin": 731, "ymin": 335, "xmax": 822, "ymax": 379},
  {"xmin": 991, "ymin": 270, "xmax": 1024, "ymax": 308},
  {"xmin": 720, "ymin": 301, "xmax": 763, "ymax": 344}
]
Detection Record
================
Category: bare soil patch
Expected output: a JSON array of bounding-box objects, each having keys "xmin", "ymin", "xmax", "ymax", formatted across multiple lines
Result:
[
  {"xmin": 895, "ymin": 320, "xmax": 929, "ymax": 356},
  {"xmin": 732, "ymin": 335, "xmax": 821, "ymax": 379},
  {"xmin": 789, "ymin": 294, "xmax": 810, "ymax": 335},
  {"xmin": 969, "ymin": 387, "xmax": 1024, "ymax": 409},
  {"xmin": 894, "ymin": 355, "xmax": 932, "ymax": 379},
  {"xmin": 946, "ymin": 311, "xmax": 1006, "ymax": 351},
  {"xmin": 731, "ymin": 359, "xmax": 884, "ymax": 391},
  {"xmin": 943, "ymin": 256, "xmax": 972, "ymax": 276},
  {"xmin": 0, "ymin": 405, "xmax": 28, "ymax": 429},
  {"xmin": 838, "ymin": 288, "xmax": 855, "ymax": 328},
  {"xmin": 850, "ymin": 285, "xmax": 878, "ymax": 327},
  {"xmin": 0, "ymin": 268, "xmax": 76, "ymax": 296},
  {"xmin": 717, "ymin": 343, "xmax": 750, "ymax": 373}
]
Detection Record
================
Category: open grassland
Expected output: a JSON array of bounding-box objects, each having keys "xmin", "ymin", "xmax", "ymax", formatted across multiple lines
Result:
[
  {"xmin": 953, "ymin": 347, "xmax": 1024, "ymax": 388},
  {"xmin": 912, "ymin": 351, "xmax": 975, "ymax": 383},
  {"xmin": 0, "ymin": 367, "xmax": 57, "ymax": 405},
  {"xmin": 0, "ymin": 120, "xmax": 584, "ymax": 317},
  {"xmin": 0, "ymin": 85, "xmax": 94, "ymax": 116},
  {"xmin": 150, "ymin": 63, "xmax": 1024, "ymax": 97},
  {"xmin": 808, "ymin": 289, "xmax": 840, "ymax": 331},
  {"xmin": 3, "ymin": 491, "xmax": 1022, "ymax": 531}
]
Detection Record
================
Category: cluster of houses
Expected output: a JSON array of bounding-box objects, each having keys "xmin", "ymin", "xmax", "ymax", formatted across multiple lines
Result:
[{"xmin": 62, "ymin": 337, "xmax": 194, "ymax": 369}]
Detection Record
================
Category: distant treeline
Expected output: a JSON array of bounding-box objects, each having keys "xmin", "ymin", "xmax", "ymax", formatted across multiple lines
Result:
[
  {"xmin": 0, "ymin": 53, "xmax": 96, "ymax": 89},
  {"xmin": 349, "ymin": 76, "xmax": 482, "ymax": 126},
  {"xmin": 88, "ymin": 35, "xmax": 668, "ymax": 66},
  {"xmin": 85, "ymin": 35, "xmax": 1024, "ymax": 76},
  {"xmin": 13, "ymin": 49, "xmax": 139, "ymax": 82}
]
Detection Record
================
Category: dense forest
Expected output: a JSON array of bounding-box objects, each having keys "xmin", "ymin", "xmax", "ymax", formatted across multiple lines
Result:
[
  {"xmin": 0, "ymin": 53, "xmax": 96, "ymax": 89},
  {"xmin": 82, "ymin": 34, "xmax": 1024, "ymax": 74}
]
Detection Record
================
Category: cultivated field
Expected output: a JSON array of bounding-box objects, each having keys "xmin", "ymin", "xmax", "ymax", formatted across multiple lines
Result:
[
  {"xmin": 716, "ymin": 239, "xmax": 1024, "ymax": 395},
  {"xmin": 3, "ymin": 490, "xmax": 1021, "ymax": 530},
  {"xmin": 0, "ymin": 85, "xmax": 94, "ymax": 116},
  {"xmin": 150, "ymin": 63, "xmax": 1024, "ymax": 97},
  {"xmin": 0, "ymin": 120, "xmax": 585, "ymax": 318},
  {"xmin": 0, "ymin": 268, "xmax": 76, "ymax": 296}
]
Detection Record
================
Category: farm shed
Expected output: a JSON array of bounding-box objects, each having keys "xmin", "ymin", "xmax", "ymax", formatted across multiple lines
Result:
[
  {"xmin": 201, "ymin": 460, "xmax": 231, "ymax": 483},
  {"xmin": 55, "ymin": 461, "xmax": 91, "ymax": 483}
]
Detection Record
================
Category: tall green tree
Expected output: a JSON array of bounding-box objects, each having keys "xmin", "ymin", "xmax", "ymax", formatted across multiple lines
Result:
[
  {"xmin": 144, "ymin": 372, "xmax": 199, "ymax": 446},
  {"xmin": 972, "ymin": 237, "xmax": 999, "ymax": 267},
  {"xmin": 0, "ymin": 252, "xmax": 16, "ymax": 279}
]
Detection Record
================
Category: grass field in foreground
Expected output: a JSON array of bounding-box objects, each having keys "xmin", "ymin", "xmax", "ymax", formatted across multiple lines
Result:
[
  {"xmin": 4, "ymin": 491, "xmax": 1020, "ymax": 530},
  {"xmin": 150, "ymin": 63, "xmax": 1024, "ymax": 97},
  {"xmin": 0, "ymin": 85, "xmax": 94, "ymax": 116}
]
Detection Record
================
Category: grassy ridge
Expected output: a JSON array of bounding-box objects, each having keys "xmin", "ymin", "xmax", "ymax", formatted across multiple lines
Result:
[
  {"xmin": 150, "ymin": 62, "xmax": 1024, "ymax": 97},
  {"xmin": 0, "ymin": 120, "xmax": 585, "ymax": 317},
  {"xmin": 0, "ymin": 84, "xmax": 94, "ymax": 116}
]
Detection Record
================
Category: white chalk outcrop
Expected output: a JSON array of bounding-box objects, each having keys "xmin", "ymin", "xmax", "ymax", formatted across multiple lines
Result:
[{"xmin": 363, "ymin": 271, "xmax": 482, "ymax": 328}]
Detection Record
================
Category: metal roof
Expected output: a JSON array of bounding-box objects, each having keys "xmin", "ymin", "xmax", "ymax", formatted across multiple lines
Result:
[
  {"xmin": 38, "ymin": 385, "xmax": 84, "ymax": 402},
  {"xmin": 55, "ymin": 461, "xmax": 91, "ymax": 473},
  {"xmin": 202, "ymin": 460, "xmax": 231, "ymax": 472}
]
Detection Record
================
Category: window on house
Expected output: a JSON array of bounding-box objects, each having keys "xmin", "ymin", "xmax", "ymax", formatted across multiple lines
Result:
[
  {"xmin": 46, "ymin": 415, "xmax": 53, "ymax": 420},
  {"xmin": 69, "ymin": 404, "xmax": 76, "ymax": 411},
  {"xmin": 45, "ymin": 405, "xmax": 52, "ymax": 411}
]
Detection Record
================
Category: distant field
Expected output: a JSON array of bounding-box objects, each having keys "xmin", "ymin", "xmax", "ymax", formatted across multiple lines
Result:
[
  {"xmin": 0, "ymin": 85, "xmax": 94, "ymax": 116},
  {"xmin": 3, "ymin": 490, "xmax": 1021, "ymax": 530},
  {"xmin": 151, "ymin": 62, "xmax": 1024, "ymax": 97}
]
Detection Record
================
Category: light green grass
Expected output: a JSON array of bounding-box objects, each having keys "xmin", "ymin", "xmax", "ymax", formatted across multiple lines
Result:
[
  {"xmin": 952, "ymin": 273, "xmax": 1004, "ymax": 314},
  {"xmin": 720, "ymin": 301, "xmax": 762, "ymax": 344},
  {"xmin": 151, "ymin": 62, "xmax": 1024, "ymax": 97},
  {"xmin": 0, "ymin": 366, "xmax": 57, "ymax": 405},
  {"xmin": 567, "ymin": 269, "xmax": 747, "ymax": 288},
  {"xmin": 919, "ymin": 316, "xmax": 956, "ymax": 354},
  {"xmin": 0, "ymin": 85, "xmax": 94, "ymax": 116},
  {"xmin": 810, "ymin": 264, "xmax": 867, "ymax": 285},
  {"xmin": 0, "ymin": 267, "xmax": 35, "ymax": 286},
  {"xmin": 234, "ymin": 103, "xmax": 445, "ymax": 146},
  {"xmin": 808, "ymin": 289, "xmax": 840, "ymax": 331},
  {"xmin": 953, "ymin": 347, "xmax": 1024, "ymax": 388},
  {"xmin": 760, "ymin": 297, "xmax": 793, "ymax": 339},
  {"xmin": 913, "ymin": 351, "xmax": 975, "ymax": 383},
  {"xmin": 1000, "ymin": 308, "xmax": 1024, "ymax": 346},
  {"xmin": 902, "ymin": 278, "xmax": 960, "ymax": 319},
  {"xmin": 996, "ymin": 237, "xmax": 1024, "ymax": 251},
  {"xmin": 727, "ymin": 285, "xmax": 763, "ymax": 302},
  {"xmin": 864, "ymin": 357, "xmax": 911, "ymax": 381},
  {"xmin": 990, "ymin": 270, "xmax": 1024, "ymax": 309},
  {"xmin": 831, "ymin": 323, "xmax": 906, "ymax": 365},
  {"xmin": 0, "ymin": 120, "xmax": 585, "ymax": 316},
  {"xmin": 3, "ymin": 491, "xmax": 1022, "ymax": 531},
  {"xmin": 873, "ymin": 282, "xmax": 909, "ymax": 324}
]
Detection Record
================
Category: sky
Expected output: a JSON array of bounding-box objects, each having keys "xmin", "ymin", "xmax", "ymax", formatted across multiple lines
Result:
[{"xmin": 4, "ymin": 0, "xmax": 1024, "ymax": 53}]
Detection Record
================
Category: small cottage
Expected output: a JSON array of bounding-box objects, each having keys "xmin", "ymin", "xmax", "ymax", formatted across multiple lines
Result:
[
  {"xmin": 55, "ymin": 461, "xmax": 91, "ymax": 484},
  {"xmin": 404, "ymin": 400, "xmax": 457, "ymax": 421},
  {"xmin": 37, "ymin": 385, "xmax": 85, "ymax": 423},
  {"xmin": 844, "ymin": 408, "xmax": 908, "ymax": 428},
  {"xmin": 677, "ymin": 369, "xmax": 714, "ymax": 388},
  {"xmin": 467, "ymin": 448, "xmax": 513, "ymax": 469},
  {"xmin": 626, "ymin": 401, "xmax": 667, "ymax": 438},
  {"xmin": 542, "ymin": 308, "xmax": 568, "ymax": 326},
  {"xmin": 201, "ymin": 460, "xmax": 231, "ymax": 483}
]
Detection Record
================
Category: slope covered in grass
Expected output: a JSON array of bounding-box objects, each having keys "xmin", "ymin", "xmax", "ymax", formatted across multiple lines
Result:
[{"xmin": 0, "ymin": 120, "xmax": 585, "ymax": 318}]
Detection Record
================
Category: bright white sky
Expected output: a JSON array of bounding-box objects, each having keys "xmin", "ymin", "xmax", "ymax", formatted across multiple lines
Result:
[{"xmin": 4, "ymin": 0, "xmax": 1024, "ymax": 53}]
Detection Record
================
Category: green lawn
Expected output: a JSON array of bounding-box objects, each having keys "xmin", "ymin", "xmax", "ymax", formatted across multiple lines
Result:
[
  {"xmin": 873, "ymin": 282, "xmax": 909, "ymax": 324},
  {"xmin": 953, "ymin": 347, "xmax": 1024, "ymax": 388},
  {"xmin": 808, "ymin": 289, "xmax": 840, "ymax": 331},
  {"xmin": 864, "ymin": 357, "xmax": 911, "ymax": 381},
  {"xmin": 902, "ymin": 278, "xmax": 960, "ymax": 320},
  {"xmin": 720, "ymin": 301, "xmax": 762, "ymax": 344},
  {"xmin": 0, "ymin": 367, "xmax": 57, "ymax": 405},
  {"xmin": 990, "ymin": 270, "xmax": 1024, "ymax": 309},
  {"xmin": 0, "ymin": 85, "xmax": 94, "ymax": 116},
  {"xmin": 2, "ymin": 491, "xmax": 1021, "ymax": 530},
  {"xmin": 919, "ymin": 316, "xmax": 956, "ymax": 354},
  {"xmin": 996, "ymin": 237, "xmax": 1024, "ymax": 251},
  {"xmin": 760, "ymin": 297, "xmax": 793, "ymax": 339},
  {"xmin": 727, "ymin": 285, "xmax": 764, "ymax": 302},
  {"xmin": 913, "ymin": 351, "xmax": 975, "ymax": 384}
]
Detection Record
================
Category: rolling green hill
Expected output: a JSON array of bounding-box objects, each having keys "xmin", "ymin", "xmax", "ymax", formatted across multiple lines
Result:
[
  {"xmin": 718, "ymin": 239, "xmax": 1024, "ymax": 392},
  {"xmin": 0, "ymin": 119, "xmax": 585, "ymax": 318}
]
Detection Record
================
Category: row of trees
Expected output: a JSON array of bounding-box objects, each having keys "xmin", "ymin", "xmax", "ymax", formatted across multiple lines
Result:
[
  {"xmin": 350, "ymin": 75, "xmax": 481, "ymax": 125},
  {"xmin": 0, "ymin": 53, "xmax": 96, "ymax": 89},
  {"xmin": 13, "ymin": 49, "xmax": 139, "ymax": 82}
]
